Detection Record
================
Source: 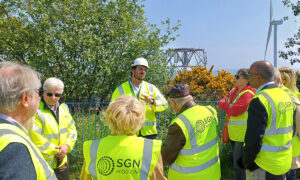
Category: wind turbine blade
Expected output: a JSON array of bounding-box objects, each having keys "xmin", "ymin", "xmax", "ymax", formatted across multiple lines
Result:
[
  {"xmin": 264, "ymin": 24, "xmax": 272, "ymax": 60},
  {"xmin": 264, "ymin": 0, "xmax": 273, "ymax": 60},
  {"xmin": 270, "ymin": 0, "xmax": 273, "ymax": 22}
]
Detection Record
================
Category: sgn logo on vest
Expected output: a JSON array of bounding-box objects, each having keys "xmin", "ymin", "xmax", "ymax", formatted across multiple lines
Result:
[
  {"xmin": 195, "ymin": 115, "xmax": 215, "ymax": 133},
  {"xmin": 97, "ymin": 156, "xmax": 141, "ymax": 176}
]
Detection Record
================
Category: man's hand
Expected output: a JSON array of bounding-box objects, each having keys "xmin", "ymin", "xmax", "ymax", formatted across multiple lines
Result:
[
  {"xmin": 140, "ymin": 94, "xmax": 154, "ymax": 104},
  {"xmin": 55, "ymin": 144, "xmax": 69, "ymax": 161}
]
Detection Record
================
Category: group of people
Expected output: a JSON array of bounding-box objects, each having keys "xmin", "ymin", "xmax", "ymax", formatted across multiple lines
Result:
[
  {"xmin": 0, "ymin": 58, "xmax": 299, "ymax": 180},
  {"xmin": 0, "ymin": 62, "xmax": 77, "ymax": 180},
  {"xmin": 219, "ymin": 61, "xmax": 300, "ymax": 180}
]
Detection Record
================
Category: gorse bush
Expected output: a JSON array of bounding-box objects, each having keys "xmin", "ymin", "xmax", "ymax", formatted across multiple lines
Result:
[{"xmin": 168, "ymin": 65, "xmax": 235, "ymax": 101}]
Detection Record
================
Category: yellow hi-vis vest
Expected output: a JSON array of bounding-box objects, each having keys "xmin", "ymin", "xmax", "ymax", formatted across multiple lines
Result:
[
  {"xmin": 0, "ymin": 123, "xmax": 57, "ymax": 180},
  {"xmin": 228, "ymin": 90, "xmax": 255, "ymax": 142},
  {"xmin": 254, "ymin": 87, "xmax": 294, "ymax": 175},
  {"xmin": 83, "ymin": 136, "xmax": 161, "ymax": 180},
  {"xmin": 111, "ymin": 81, "xmax": 167, "ymax": 136},
  {"xmin": 168, "ymin": 105, "xmax": 221, "ymax": 180},
  {"xmin": 29, "ymin": 101, "xmax": 77, "ymax": 169},
  {"xmin": 280, "ymin": 86, "xmax": 300, "ymax": 157}
]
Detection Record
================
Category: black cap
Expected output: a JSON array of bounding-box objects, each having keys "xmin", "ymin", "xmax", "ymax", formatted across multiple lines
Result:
[{"xmin": 166, "ymin": 84, "xmax": 190, "ymax": 98}]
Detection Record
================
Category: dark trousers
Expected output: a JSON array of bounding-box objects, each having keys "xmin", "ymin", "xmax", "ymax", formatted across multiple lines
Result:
[
  {"xmin": 231, "ymin": 140, "xmax": 246, "ymax": 180},
  {"xmin": 54, "ymin": 162, "xmax": 70, "ymax": 180},
  {"xmin": 287, "ymin": 169, "xmax": 296, "ymax": 180}
]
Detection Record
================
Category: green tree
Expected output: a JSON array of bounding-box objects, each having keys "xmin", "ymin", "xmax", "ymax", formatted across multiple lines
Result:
[
  {"xmin": 279, "ymin": 0, "xmax": 300, "ymax": 64},
  {"xmin": 0, "ymin": 0, "xmax": 179, "ymax": 101}
]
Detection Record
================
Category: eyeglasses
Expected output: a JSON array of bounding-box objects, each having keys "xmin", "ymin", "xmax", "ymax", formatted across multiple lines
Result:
[
  {"xmin": 247, "ymin": 73, "xmax": 261, "ymax": 77},
  {"xmin": 46, "ymin": 92, "xmax": 62, "ymax": 97},
  {"xmin": 235, "ymin": 75, "xmax": 240, "ymax": 79}
]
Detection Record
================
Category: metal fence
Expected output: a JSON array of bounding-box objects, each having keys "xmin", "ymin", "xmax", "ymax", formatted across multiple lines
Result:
[{"xmin": 66, "ymin": 101, "xmax": 227, "ymax": 156}]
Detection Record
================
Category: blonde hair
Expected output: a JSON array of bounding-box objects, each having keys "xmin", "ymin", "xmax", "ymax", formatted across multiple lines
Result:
[
  {"xmin": 106, "ymin": 95, "xmax": 145, "ymax": 135},
  {"xmin": 279, "ymin": 67, "xmax": 298, "ymax": 91}
]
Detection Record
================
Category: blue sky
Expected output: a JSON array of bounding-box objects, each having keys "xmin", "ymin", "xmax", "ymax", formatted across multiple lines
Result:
[{"xmin": 143, "ymin": 0, "xmax": 300, "ymax": 72}]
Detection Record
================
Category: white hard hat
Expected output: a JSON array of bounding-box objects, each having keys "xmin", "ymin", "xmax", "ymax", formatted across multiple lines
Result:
[{"xmin": 131, "ymin": 57, "xmax": 148, "ymax": 68}]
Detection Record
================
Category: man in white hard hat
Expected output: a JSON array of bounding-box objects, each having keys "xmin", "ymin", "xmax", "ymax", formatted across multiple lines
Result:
[{"xmin": 111, "ymin": 57, "xmax": 167, "ymax": 139}]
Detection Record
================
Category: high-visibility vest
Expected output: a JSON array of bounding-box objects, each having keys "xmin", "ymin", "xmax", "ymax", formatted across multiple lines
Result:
[
  {"xmin": 254, "ymin": 87, "xmax": 294, "ymax": 175},
  {"xmin": 168, "ymin": 105, "xmax": 221, "ymax": 180},
  {"xmin": 228, "ymin": 89, "xmax": 255, "ymax": 142},
  {"xmin": 0, "ymin": 123, "xmax": 57, "ymax": 180},
  {"xmin": 83, "ymin": 136, "xmax": 161, "ymax": 180},
  {"xmin": 280, "ymin": 86, "xmax": 300, "ymax": 157},
  {"xmin": 111, "ymin": 81, "xmax": 167, "ymax": 136},
  {"xmin": 29, "ymin": 101, "xmax": 77, "ymax": 169}
]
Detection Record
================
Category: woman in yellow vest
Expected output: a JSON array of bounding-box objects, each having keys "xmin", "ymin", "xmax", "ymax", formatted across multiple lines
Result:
[
  {"xmin": 80, "ymin": 95, "xmax": 166, "ymax": 180},
  {"xmin": 279, "ymin": 67, "xmax": 300, "ymax": 180},
  {"xmin": 218, "ymin": 68, "xmax": 255, "ymax": 180}
]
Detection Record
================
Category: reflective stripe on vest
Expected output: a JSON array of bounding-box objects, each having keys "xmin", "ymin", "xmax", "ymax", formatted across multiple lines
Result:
[
  {"xmin": 37, "ymin": 109, "xmax": 45, "ymax": 134},
  {"xmin": 261, "ymin": 140, "xmax": 292, "ymax": 152},
  {"xmin": 0, "ymin": 129, "xmax": 56, "ymax": 179},
  {"xmin": 118, "ymin": 85, "xmax": 124, "ymax": 95},
  {"xmin": 228, "ymin": 121, "xmax": 247, "ymax": 125},
  {"xmin": 177, "ymin": 114, "xmax": 217, "ymax": 156},
  {"xmin": 261, "ymin": 92, "xmax": 293, "ymax": 137},
  {"xmin": 88, "ymin": 140, "xmax": 100, "ymax": 177},
  {"xmin": 143, "ymin": 121, "xmax": 156, "ymax": 126},
  {"xmin": 88, "ymin": 138, "xmax": 154, "ymax": 180},
  {"xmin": 140, "ymin": 139, "xmax": 153, "ymax": 180},
  {"xmin": 170, "ymin": 156, "xmax": 218, "ymax": 174}
]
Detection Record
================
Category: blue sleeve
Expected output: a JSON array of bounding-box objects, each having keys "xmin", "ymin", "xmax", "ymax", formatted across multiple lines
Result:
[{"xmin": 0, "ymin": 143, "xmax": 37, "ymax": 180}]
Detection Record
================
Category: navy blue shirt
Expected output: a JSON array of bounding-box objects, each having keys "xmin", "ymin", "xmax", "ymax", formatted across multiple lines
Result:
[{"xmin": 0, "ymin": 118, "xmax": 36, "ymax": 180}]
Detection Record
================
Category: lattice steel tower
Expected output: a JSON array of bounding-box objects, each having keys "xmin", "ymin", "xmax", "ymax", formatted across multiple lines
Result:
[{"xmin": 166, "ymin": 48, "xmax": 207, "ymax": 71}]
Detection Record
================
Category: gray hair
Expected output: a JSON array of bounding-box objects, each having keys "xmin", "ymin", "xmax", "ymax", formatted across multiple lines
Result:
[
  {"xmin": 0, "ymin": 61, "xmax": 41, "ymax": 112},
  {"xmin": 274, "ymin": 67, "xmax": 281, "ymax": 81},
  {"xmin": 43, "ymin": 77, "xmax": 64, "ymax": 91}
]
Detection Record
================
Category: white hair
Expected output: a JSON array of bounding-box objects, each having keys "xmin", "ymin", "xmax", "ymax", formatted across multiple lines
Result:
[
  {"xmin": 0, "ymin": 61, "xmax": 41, "ymax": 112},
  {"xmin": 43, "ymin": 77, "xmax": 64, "ymax": 91}
]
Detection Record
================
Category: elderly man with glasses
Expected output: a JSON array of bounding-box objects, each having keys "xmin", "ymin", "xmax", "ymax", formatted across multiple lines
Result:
[
  {"xmin": 0, "ymin": 62, "xmax": 57, "ymax": 179},
  {"xmin": 29, "ymin": 77, "xmax": 77, "ymax": 180}
]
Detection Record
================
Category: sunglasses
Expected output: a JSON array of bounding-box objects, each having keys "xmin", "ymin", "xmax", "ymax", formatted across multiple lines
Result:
[
  {"xmin": 46, "ymin": 92, "xmax": 62, "ymax": 97},
  {"xmin": 235, "ymin": 74, "xmax": 240, "ymax": 79}
]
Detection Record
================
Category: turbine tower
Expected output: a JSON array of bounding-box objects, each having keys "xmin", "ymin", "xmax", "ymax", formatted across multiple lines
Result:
[{"xmin": 264, "ymin": 0, "xmax": 283, "ymax": 67}]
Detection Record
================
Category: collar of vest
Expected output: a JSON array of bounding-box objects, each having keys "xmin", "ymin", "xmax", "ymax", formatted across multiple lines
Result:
[
  {"xmin": 178, "ymin": 100, "xmax": 197, "ymax": 114},
  {"xmin": 41, "ymin": 98, "xmax": 62, "ymax": 111}
]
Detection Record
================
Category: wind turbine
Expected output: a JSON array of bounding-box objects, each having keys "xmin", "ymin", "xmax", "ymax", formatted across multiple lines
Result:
[{"xmin": 264, "ymin": 0, "xmax": 283, "ymax": 68}]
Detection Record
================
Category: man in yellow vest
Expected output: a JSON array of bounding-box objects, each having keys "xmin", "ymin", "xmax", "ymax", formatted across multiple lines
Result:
[
  {"xmin": 0, "ymin": 62, "xmax": 57, "ymax": 179},
  {"xmin": 29, "ymin": 77, "xmax": 77, "ymax": 180},
  {"xmin": 162, "ymin": 84, "xmax": 221, "ymax": 180},
  {"xmin": 240, "ymin": 60, "xmax": 294, "ymax": 179},
  {"xmin": 111, "ymin": 57, "xmax": 167, "ymax": 139}
]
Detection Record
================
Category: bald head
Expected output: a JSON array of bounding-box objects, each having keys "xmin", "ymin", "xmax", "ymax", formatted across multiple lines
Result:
[
  {"xmin": 248, "ymin": 60, "xmax": 274, "ymax": 88},
  {"xmin": 250, "ymin": 60, "xmax": 274, "ymax": 81}
]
